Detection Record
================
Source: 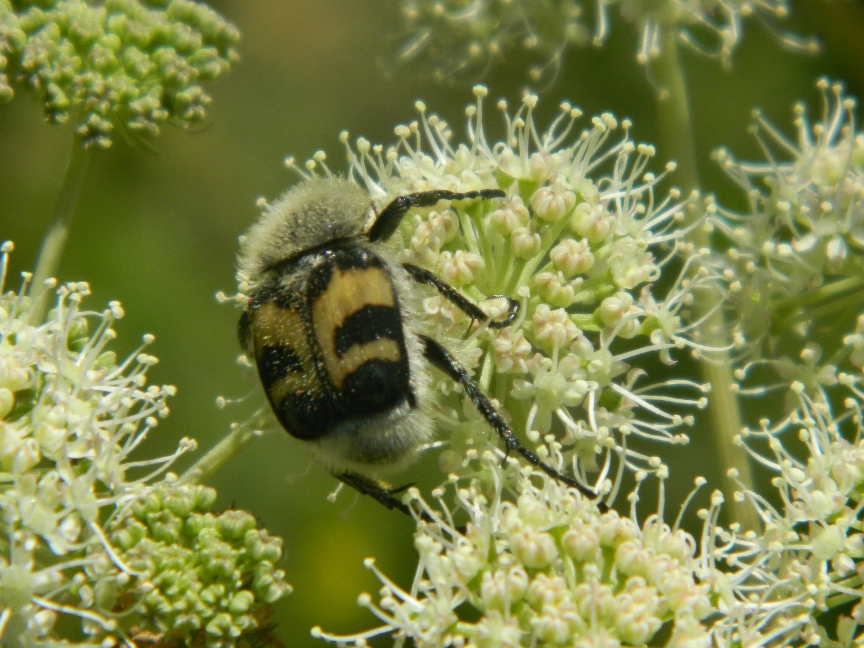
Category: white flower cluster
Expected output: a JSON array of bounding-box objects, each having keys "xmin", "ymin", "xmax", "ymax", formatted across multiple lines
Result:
[
  {"xmin": 312, "ymin": 375, "xmax": 864, "ymax": 647},
  {"xmin": 692, "ymin": 79, "xmax": 864, "ymax": 648},
  {"xmin": 700, "ymin": 379, "xmax": 864, "ymax": 647},
  {"xmin": 397, "ymin": 0, "xmax": 589, "ymax": 81},
  {"xmin": 0, "ymin": 243, "xmax": 290, "ymax": 647},
  {"xmin": 312, "ymin": 384, "xmax": 864, "ymax": 648},
  {"xmin": 293, "ymin": 87, "xmax": 711, "ymax": 495},
  {"xmin": 710, "ymin": 79, "xmax": 864, "ymax": 448},
  {"xmin": 703, "ymin": 79, "xmax": 864, "ymax": 549},
  {"xmin": 393, "ymin": 0, "xmax": 817, "ymax": 81},
  {"xmin": 713, "ymin": 79, "xmax": 863, "ymax": 351},
  {"xmin": 314, "ymin": 457, "xmax": 713, "ymax": 648}
]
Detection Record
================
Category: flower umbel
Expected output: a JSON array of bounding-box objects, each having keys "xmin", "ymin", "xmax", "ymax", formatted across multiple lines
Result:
[
  {"xmin": 0, "ymin": 0, "xmax": 240, "ymax": 148},
  {"xmin": 284, "ymin": 88, "xmax": 711, "ymax": 498},
  {"xmin": 396, "ymin": 0, "xmax": 589, "ymax": 82},
  {"xmin": 702, "ymin": 377, "xmax": 864, "ymax": 648},
  {"xmin": 105, "ymin": 480, "xmax": 291, "ymax": 647},
  {"xmin": 0, "ymin": 243, "xmax": 290, "ymax": 647},
  {"xmin": 699, "ymin": 76, "xmax": 864, "ymax": 632},
  {"xmin": 393, "ymin": 0, "xmax": 818, "ymax": 81},
  {"xmin": 711, "ymin": 79, "xmax": 864, "ymax": 366},
  {"xmin": 313, "ymin": 457, "xmax": 713, "ymax": 648},
  {"xmin": 596, "ymin": 0, "xmax": 818, "ymax": 67}
]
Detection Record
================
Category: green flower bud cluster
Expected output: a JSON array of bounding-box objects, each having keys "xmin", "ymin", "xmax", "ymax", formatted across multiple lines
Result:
[
  {"xmin": 0, "ymin": 0, "xmax": 239, "ymax": 148},
  {"xmin": 105, "ymin": 481, "xmax": 291, "ymax": 647}
]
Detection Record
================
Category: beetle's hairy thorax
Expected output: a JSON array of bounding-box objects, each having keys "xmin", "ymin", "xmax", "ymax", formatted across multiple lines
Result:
[{"xmin": 237, "ymin": 178, "xmax": 371, "ymax": 283}]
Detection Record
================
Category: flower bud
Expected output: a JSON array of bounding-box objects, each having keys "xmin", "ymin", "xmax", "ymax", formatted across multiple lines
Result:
[
  {"xmin": 550, "ymin": 238, "xmax": 594, "ymax": 277},
  {"xmin": 511, "ymin": 225, "xmax": 542, "ymax": 259},
  {"xmin": 535, "ymin": 272, "xmax": 575, "ymax": 308},
  {"xmin": 438, "ymin": 250, "xmax": 485, "ymax": 286},
  {"xmin": 562, "ymin": 522, "xmax": 601, "ymax": 562},
  {"xmin": 531, "ymin": 184, "xmax": 576, "ymax": 222},
  {"xmin": 569, "ymin": 203, "xmax": 616, "ymax": 243},
  {"xmin": 533, "ymin": 304, "xmax": 579, "ymax": 349},
  {"xmin": 491, "ymin": 328, "xmax": 533, "ymax": 373},
  {"xmin": 489, "ymin": 196, "xmax": 530, "ymax": 235},
  {"xmin": 597, "ymin": 292, "xmax": 640, "ymax": 339}
]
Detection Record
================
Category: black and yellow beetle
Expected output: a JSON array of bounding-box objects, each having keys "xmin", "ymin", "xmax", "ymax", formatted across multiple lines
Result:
[{"xmin": 237, "ymin": 178, "xmax": 602, "ymax": 515}]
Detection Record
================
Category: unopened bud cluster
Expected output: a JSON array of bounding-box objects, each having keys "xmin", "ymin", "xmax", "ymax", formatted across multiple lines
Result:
[
  {"xmin": 104, "ymin": 481, "xmax": 291, "ymax": 647},
  {"xmin": 0, "ymin": 0, "xmax": 239, "ymax": 148}
]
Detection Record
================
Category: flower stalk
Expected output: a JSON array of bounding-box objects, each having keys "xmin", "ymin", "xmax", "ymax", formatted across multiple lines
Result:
[
  {"xmin": 181, "ymin": 410, "xmax": 268, "ymax": 485},
  {"xmin": 653, "ymin": 25, "xmax": 756, "ymax": 530},
  {"xmin": 29, "ymin": 134, "xmax": 93, "ymax": 324}
]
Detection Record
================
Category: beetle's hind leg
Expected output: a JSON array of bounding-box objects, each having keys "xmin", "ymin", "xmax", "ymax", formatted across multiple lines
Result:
[
  {"xmin": 402, "ymin": 263, "xmax": 518, "ymax": 329},
  {"xmin": 420, "ymin": 335, "xmax": 607, "ymax": 511},
  {"xmin": 335, "ymin": 472, "xmax": 435, "ymax": 522}
]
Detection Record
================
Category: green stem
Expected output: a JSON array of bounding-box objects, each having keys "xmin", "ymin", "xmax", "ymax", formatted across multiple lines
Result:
[
  {"xmin": 180, "ymin": 412, "xmax": 267, "ymax": 485},
  {"xmin": 30, "ymin": 136, "xmax": 94, "ymax": 322},
  {"xmin": 773, "ymin": 274, "xmax": 864, "ymax": 314},
  {"xmin": 823, "ymin": 575, "xmax": 862, "ymax": 610},
  {"xmin": 653, "ymin": 27, "xmax": 758, "ymax": 530},
  {"xmin": 783, "ymin": 284, "xmax": 864, "ymax": 328},
  {"xmin": 653, "ymin": 29, "xmax": 699, "ymax": 191}
]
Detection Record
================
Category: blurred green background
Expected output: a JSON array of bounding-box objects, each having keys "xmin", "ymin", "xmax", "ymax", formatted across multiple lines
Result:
[{"xmin": 1, "ymin": 2, "xmax": 863, "ymax": 646}]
